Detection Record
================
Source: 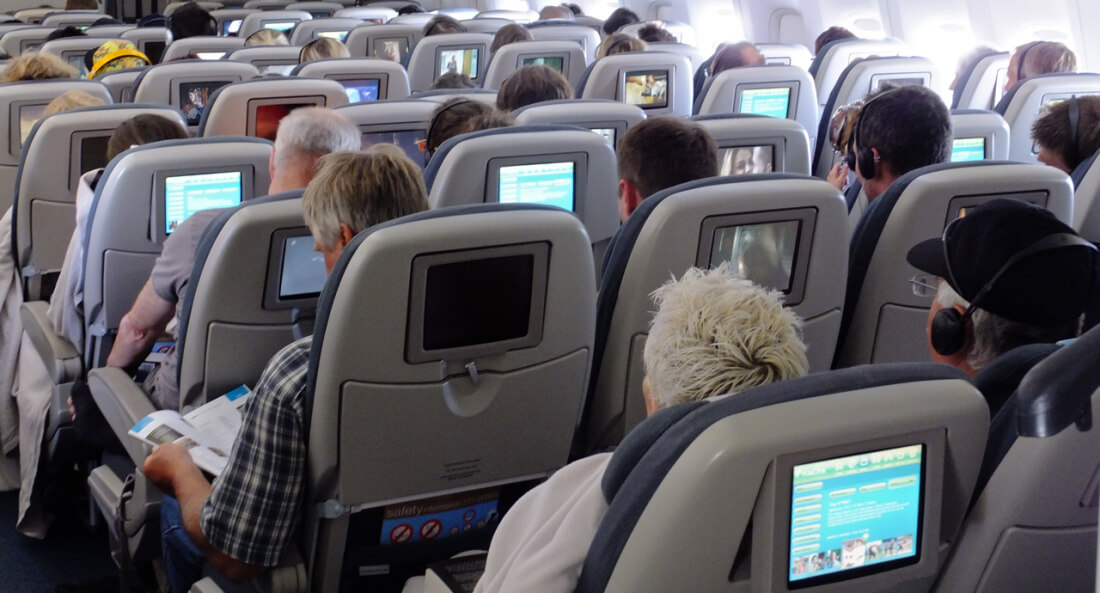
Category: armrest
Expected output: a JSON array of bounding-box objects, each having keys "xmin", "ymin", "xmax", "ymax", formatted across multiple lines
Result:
[
  {"xmin": 87, "ymin": 366, "xmax": 157, "ymax": 466},
  {"xmin": 20, "ymin": 301, "xmax": 82, "ymax": 384},
  {"xmin": 188, "ymin": 545, "xmax": 307, "ymax": 593}
]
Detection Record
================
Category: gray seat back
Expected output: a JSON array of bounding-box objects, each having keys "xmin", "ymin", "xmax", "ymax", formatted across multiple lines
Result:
[
  {"xmin": 953, "ymin": 52, "xmax": 1009, "ymax": 110},
  {"xmin": 292, "ymin": 57, "xmax": 411, "ymax": 100},
  {"xmin": 14, "ymin": 103, "xmax": 186, "ymax": 300},
  {"xmin": 693, "ymin": 114, "xmax": 812, "ymax": 175},
  {"xmin": 579, "ymin": 51, "xmax": 694, "ymax": 117},
  {"xmin": 948, "ymin": 109, "xmax": 1010, "ymax": 162},
  {"xmin": 512, "ymin": 98, "xmax": 646, "ymax": 149},
  {"xmin": 198, "ymin": 77, "xmax": 349, "ymax": 138},
  {"xmin": 584, "ymin": 175, "xmax": 847, "ymax": 450},
  {"xmin": 40, "ymin": 11, "xmax": 102, "ymax": 29},
  {"xmin": 997, "ymin": 73, "xmax": 1100, "ymax": 163},
  {"xmin": 1074, "ymin": 151, "xmax": 1100, "ymax": 241},
  {"xmin": 695, "ymin": 65, "xmax": 819, "ymax": 147},
  {"xmin": 0, "ymin": 79, "xmax": 113, "ymax": 214},
  {"xmin": 243, "ymin": 0, "xmax": 293, "ymax": 10},
  {"xmin": 120, "ymin": 27, "xmax": 171, "ymax": 63},
  {"xmin": 161, "ymin": 35, "xmax": 246, "ymax": 62},
  {"xmin": 647, "ymin": 41, "xmax": 704, "ymax": 72},
  {"xmin": 813, "ymin": 38, "xmax": 906, "ymax": 112},
  {"xmin": 97, "ymin": 67, "xmax": 148, "ymax": 102},
  {"xmin": 474, "ymin": 9, "xmax": 536, "ymax": 22},
  {"xmin": 757, "ymin": 42, "xmax": 813, "ymax": 70},
  {"xmin": 287, "ymin": 17, "xmax": 360, "ymax": 44},
  {"xmin": 85, "ymin": 24, "xmax": 137, "ymax": 37},
  {"xmin": 132, "ymin": 60, "xmax": 260, "ymax": 130},
  {"xmin": 406, "ymin": 32, "xmax": 494, "ymax": 91},
  {"xmin": 210, "ymin": 8, "xmax": 259, "ymax": 37},
  {"xmin": 335, "ymin": 99, "xmax": 436, "ymax": 165},
  {"xmin": 237, "ymin": 10, "xmax": 312, "ymax": 39},
  {"xmin": 526, "ymin": 22, "xmax": 600, "ymax": 64},
  {"xmin": 82, "ymin": 137, "xmax": 273, "ymax": 366},
  {"xmin": 837, "ymin": 162, "xmax": 1073, "ymax": 368},
  {"xmin": 224, "ymin": 45, "xmax": 303, "ymax": 75},
  {"xmin": 619, "ymin": 20, "xmax": 696, "ymax": 45},
  {"xmin": 459, "ymin": 17, "xmax": 513, "ymax": 35},
  {"xmin": 304, "ymin": 204, "xmax": 594, "ymax": 592},
  {"xmin": 0, "ymin": 27, "xmax": 54, "ymax": 57},
  {"xmin": 484, "ymin": 39, "xmax": 588, "ymax": 90},
  {"xmin": 12, "ymin": 9, "xmax": 54, "ymax": 24},
  {"xmin": 331, "ymin": 6, "xmax": 398, "ymax": 22},
  {"xmin": 287, "ymin": 1, "xmax": 343, "ymax": 18},
  {"xmin": 343, "ymin": 22, "xmax": 421, "ymax": 63}
]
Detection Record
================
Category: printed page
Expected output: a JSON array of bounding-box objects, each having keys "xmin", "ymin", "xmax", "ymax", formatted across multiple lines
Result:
[{"xmin": 181, "ymin": 385, "xmax": 251, "ymax": 454}]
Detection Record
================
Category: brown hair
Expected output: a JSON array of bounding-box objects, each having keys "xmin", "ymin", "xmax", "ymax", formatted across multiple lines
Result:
[
  {"xmin": 1016, "ymin": 41, "xmax": 1077, "ymax": 81},
  {"xmin": 618, "ymin": 117, "xmax": 718, "ymax": 198},
  {"xmin": 430, "ymin": 72, "xmax": 476, "ymax": 90},
  {"xmin": 425, "ymin": 98, "xmax": 497, "ymax": 153},
  {"xmin": 1032, "ymin": 96, "xmax": 1100, "ymax": 171},
  {"xmin": 710, "ymin": 41, "xmax": 764, "ymax": 76},
  {"xmin": 491, "ymin": 23, "xmax": 532, "ymax": 54},
  {"xmin": 423, "ymin": 15, "xmax": 466, "ymax": 37},
  {"xmin": 636, "ymin": 23, "xmax": 675, "ymax": 43},
  {"xmin": 1, "ymin": 53, "xmax": 77, "ymax": 83},
  {"xmin": 597, "ymin": 33, "xmax": 646, "ymax": 59},
  {"xmin": 496, "ymin": 64, "xmax": 573, "ymax": 112},
  {"xmin": 814, "ymin": 26, "xmax": 855, "ymax": 54},
  {"xmin": 107, "ymin": 114, "xmax": 189, "ymax": 161}
]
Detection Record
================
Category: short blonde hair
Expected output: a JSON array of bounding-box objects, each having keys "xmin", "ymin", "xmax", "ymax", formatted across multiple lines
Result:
[
  {"xmin": 44, "ymin": 90, "xmax": 106, "ymax": 116},
  {"xmin": 299, "ymin": 37, "xmax": 350, "ymax": 63},
  {"xmin": 1017, "ymin": 41, "xmax": 1077, "ymax": 80},
  {"xmin": 597, "ymin": 33, "xmax": 647, "ymax": 59},
  {"xmin": 303, "ymin": 151, "xmax": 428, "ymax": 249},
  {"xmin": 643, "ymin": 265, "xmax": 809, "ymax": 408},
  {"xmin": 245, "ymin": 28, "xmax": 290, "ymax": 46},
  {"xmin": 1, "ymin": 53, "xmax": 77, "ymax": 83}
]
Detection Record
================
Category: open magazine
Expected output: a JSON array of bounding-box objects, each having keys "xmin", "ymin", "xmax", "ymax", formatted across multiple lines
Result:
[{"xmin": 129, "ymin": 385, "xmax": 251, "ymax": 476}]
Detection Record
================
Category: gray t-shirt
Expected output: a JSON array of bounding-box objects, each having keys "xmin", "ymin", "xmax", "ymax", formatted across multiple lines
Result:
[{"xmin": 146, "ymin": 208, "xmax": 226, "ymax": 410}]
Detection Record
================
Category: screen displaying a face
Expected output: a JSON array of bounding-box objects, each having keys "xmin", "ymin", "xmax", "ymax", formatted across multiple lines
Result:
[
  {"xmin": 254, "ymin": 103, "xmax": 312, "ymax": 141},
  {"xmin": 709, "ymin": 220, "xmax": 799, "ymax": 292},
  {"xmin": 623, "ymin": 70, "xmax": 668, "ymax": 109},
  {"xmin": 950, "ymin": 137, "xmax": 986, "ymax": 162},
  {"xmin": 522, "ymin": 56, "xmax": 564, "ymax": 73},
  {"xmin": 163, "ymin": 171, "xmax": 243, "ymax": 234},
  {"xmin": 739, "ymin": 87, "xmax": 791, "ymax": 119},
  {"xmin": 362, "ymin": 130, "xmax": 423, "ymax": 168},
  {"xmin": 18, "ymin": 104, "xmax": 48, "ymax": 148},
  {"xmin": 439, "ymin": 48, "xmax": 479, "ymax": 79},
  {"xmin": 195, "ymin": 51, "xmax": 226, "ymax": 60},
  {"xmin": 719, "ymin": 146, "xmax": 775, "ymax": 176},
  {"xmin": 374, "ymin": 39, "xmax": 407, "ymax": 63},
  {"xmin": 341, "ymin": 79, "xmax": 381, "ymax": 103},
  {"xmin": 497, "ymin": 162, "xmax": 575, "ymax": 211},
  {"xmin": 179, "ymin": 81, "xmax": 230, "ymax": 126},
  {"xmin": 262, "ymin": 20, "xmax": 297, "ymax": 32},
  {"xmin": 80, "ymin": 136, "xmax": 111, "ymax": 174},
  {"xmin": 590, "ymin": 127, "xmax": 615, "ymax": 146},
  {"xmin": 789, "ymin": 445, "xmax": 922, "ymax": 585},
  {"xmin": 279, "ymin": 234, "xmax": 327, "ymax": 299}
]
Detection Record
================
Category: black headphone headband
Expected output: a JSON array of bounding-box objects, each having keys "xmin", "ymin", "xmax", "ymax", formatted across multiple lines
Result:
[
  {"xmin": 1016, "ymin": 41, "xmax": 1040, "ymax": 83},
  {"xmin": 424, "ymin": 98, "xmax": 472, "ymax": 164},
  {"xmin": 853, "ymin": 88, "xmax": 899, "ymax": 177},
  {"xmin": 1066, "ymin": 95, "xmax": 1082, "ymax": 168}
]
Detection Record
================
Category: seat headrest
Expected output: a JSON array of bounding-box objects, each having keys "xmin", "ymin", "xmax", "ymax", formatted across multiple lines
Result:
[{"xmin": 1016, "ymin": 324, "xmax": 1100, "ymax": 437}]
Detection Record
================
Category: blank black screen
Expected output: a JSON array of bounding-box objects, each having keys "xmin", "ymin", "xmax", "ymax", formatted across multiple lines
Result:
[
  {"xmin": 80, "ymin": 136, "xmax": 110, "ymax": 174},
  {"xmin": 422, "ymin": 255, "xmax": 533, "ymax": 351}
]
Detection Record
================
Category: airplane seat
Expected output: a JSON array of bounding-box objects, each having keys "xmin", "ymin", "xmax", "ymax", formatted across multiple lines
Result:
[
  {"xmin": 809, "ymin": 37, "xmax": 905, "ymax": 106},
  {"xmin": 813, "ymin": 55, "xmax": 942, "ymax": 179},
  {"xmin": 75, "ymin": 137, "xmax": 272, "ymax": 576},
  {"xmin": 404, "ymin": 32, "xmax": 495, "ymax": 92},
  {"xmin": 197, "ymin": 77, "xmax": 349, "ymax": 138},
  {"xmin": 576, "ymin": 51, "xmax": 693, "ymax": 117},
  {"xmin": 475, "ymin": 9, "xmax": 537, "ymax": 22},
  {"xmin": 243, "ymin": 0, "xmax": 295, "ymax": 10},
  {"xmin": 646, "ymin": 41, "xmax": 703, "ymax": 72},
  {"xmin": 525, "ymin": 22, "xmax": 601, "ymax": 64},
  {"xmin": 971, "ymin": 342, "xmax": 1060, "ymax": 427},
  {"xmin": 1073, "ymin": 148, "xmax": 1100, "ymax": 241},
  {"xmin": 512, "ymin": 98, "xmax": 646, "ymax": 149},
  {"xmin": 160, "ymin": 36, "xmax": 247, "ymax": 63},
  {"xmin": 292, "ymin": 57, "xmax": 412, "ymax": 101},
  {"xmin": 190, "ymin": 203, "xmax": 595, "ymax": 592},
  {"xmin": 0, "ymin": 79, "xmax": 113, "ymax": 216},
  {"xmin": 582, "ymin": 175, "xmax": 847, "ymax": 452},
  {"xmin": 12, "ymin": 9, "xmax": 55, "ymax": 24},
  {"xmin": 335, "ymin": 99, "xmax": 437, "ymax": 166},
  {"xmin": 286, "ymin": 1, "xmax": 343, "ymax": 18},
  {"xmin": 13, "ymin": 103, "xmax": 187, "ymax": 303},
  {"xmin": 413, "ymin": 88, "xmax": 498, "ymax": 105},
  {"xmin": 952, "ymin": 51, "xmax": 1008, "ymax": 110},
  {"xmin": 210, "ymin": 8, "xmax": 260, "ymax": 38},
  {"xmin": 835, "ymin": 162, "xmax": 1073, "ymax": 368},
  {"xmin": 86, "ymin": 24, "xmax": 138, "ymax": 38},
  {"xmin": 131, "ymin": 60, "xmax": 259, "ymax": 132},
  {"xmin": 224, "ymin": 45, "xmax": 304, "ymax": 75},
  {"xmin": 948, "ymin": 109, "xmax": 1010, "ymax": 162},
  {"xmin": 332, "ymin": 6, "xmax": 399, "ymax": 22},
  {"xmin": 286, "ymin": 17, "xmax": 361, "ymax": 45},
  {"xmin": 96, "ymin": 67, "xmax": 149, "ymax": 102},
  {"xmin": 342, "ymin": 22, "xmax": 422, "ymax": 62},
  {"xmin": 0, "ymin": 27, "xmax": 55, "ymax": 58},
  {"xmin": 237, "ymin": 10, "xmax": 312, "ymax": 40},
  {"xmin": 693, "ymin": 54, "xmax": 713, "ymax": 100},
  {"xmin": 693, "ymin": 65, "xmax": 819, "ymax": 146},
  {"xmin": 578, "ymin": 363, "xmax": 988, "ymax": 593},
  {"xmin": 619, "ymin": 20, "xmax": 695, "ymax": 46},
  {"xmin": 39, "ymin": 37, "xmax": 129, "ymax": 73},
  {"xmin": 482, "ymin": 40, "xmax": 587, "ymax": 90},
  {"xmin": 691, "ymin": 113, "xmax": 812, "ymax": 175},
  {"xmin": 935, "ymin": 324, "xmax": 1100, "ymax": 593},
  {"xmin": 993, "ymin": 72, "xmax": 1100, "ymax": 163},
  {"xmin": 756, "ymin": 42, "xmax": 813, "ymax": 70},
  {"xmin": 40, "ymin": 11, "xmax": 102, "ymax": 29},
  {"xmin": 460, "ymin": 17, "xmax": 514, "ymax": 35},
  {"xmin": 425, "ymin": 124, "xmax": 617, "ymax": 260},
  {"xmin": 387, "ymin": 12, "xmax": 436, "ymax": 26},
  {"xmin": 119, "ymin": 27, "xmax": 172, "ymax": 64}
]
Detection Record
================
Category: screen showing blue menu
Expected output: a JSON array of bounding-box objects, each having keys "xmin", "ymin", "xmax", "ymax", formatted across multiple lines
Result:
[
  {"xmin": 498, "ymin": 162, "xmax": 574, "ymax": 211},
  {"xmin": 164, "ymin": 171, "xmax": 243, "ymax": 234},
  {"xmin": 951, "ymin": 137, "xmax": 986, "ymax": 162},
  {"xmin": 739, "ymin": 87, "xmax": 791, "ymax": 119},
  {"xmin": 789, "ymin": 444, "xmax": 922, "ymax": 584}
]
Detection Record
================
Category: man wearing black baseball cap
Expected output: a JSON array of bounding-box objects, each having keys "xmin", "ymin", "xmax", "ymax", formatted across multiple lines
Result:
[{"xmin": 907, "ymin": 199, "xmax": 1096, "ymax": 377}]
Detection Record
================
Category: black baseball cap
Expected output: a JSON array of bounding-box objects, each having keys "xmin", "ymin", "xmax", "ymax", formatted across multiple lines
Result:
[{"xmin": 906, "ymin": 199, "xmax": 1097, "ymax": 325}]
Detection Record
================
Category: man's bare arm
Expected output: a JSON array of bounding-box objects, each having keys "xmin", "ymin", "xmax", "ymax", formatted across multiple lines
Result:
[{"xmin": 106, "ymin": 279, "xmax": 176, "ymax": 369}]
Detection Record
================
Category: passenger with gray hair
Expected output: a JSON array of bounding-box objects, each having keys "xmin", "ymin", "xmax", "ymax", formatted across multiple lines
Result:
[
  {"xmin": 1003, "ymin": 40, "xmax": 1077, "ymax": 94},
  {"xmin": 145, "ymin": 146, "xmax": 429, "ymax": 592},
  {"xmin": 473, "ymin": 264, "xmax": 808, "ymax": 593},
  {"xmin": 106, "ymin": 107, "xmax": 360, "ymax": 409}
]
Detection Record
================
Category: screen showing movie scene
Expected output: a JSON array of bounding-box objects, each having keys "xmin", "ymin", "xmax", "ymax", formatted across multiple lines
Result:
[
  {"xmin": 163, "ymin": 171, "xmax": 243, "ymax": 234},
  {"xmin": 709, "ymin": 220, "xmax": 799, "ymax": 292},
  {"xmin": 254, "ymin": 103, "xmax": 312, "ymax": 141},
  {"xmin": 739, "ymin": 87, "xmax": 791, "ymax": 119},
  {"xmin": 317, "ymin": 30, "xmax": 348, "ymax": 42},
  {"xmin": 522, "ymin": 56, "xmax": 564, "ymax": 73},
  {"xmin": 950, "ymin": 137, "xmax": 986, "ymax": 162},
  {"xmin": 498, "ymin": 162, "xmax": 575, "ymax": 211},
  {"xmin": 439, "ymin": 48, "xmax": 479, "ymax": 79},
  {"xmin": 623, "ymin": 70, "xmax": 668, "ymax": 109},
  {"xmin": 223, "ymin": 19, "xmax": 243, "ymax": 36},
  {"xmin": 18, "ymin": 103, "xmax": 48, "ymax": 148},
  {"xmin": 374, "ymin": 38, "xmax": 407, "ymax": 63},
  {"xmin": 279, "ymin": 234, "xmax": 327, "ymax": 299},
  {"xmin": 180, "ymin": 81, "xmax": 230, "ymax": 126},
  {"xmin": 719, "ymin": 146, "xmax": 775, "ymax": 176},
  {"xmin": 591, "ymin": 127, "xmax": 615, "ymax": 146},
  {"xmin": 80, "ymin": 136, "xmax": 111, "ymax": 174},
  {"xmin": 195, "ymin": 51, "xmax": 226, "ymax": 60},
  {"xmin": 362, "ymin": 130, "xmax": 423, "ymax": 167},
  {"xmin": 789, "ymin": 444, "xmax": 923, "ymax": 585},
  {"xmin": 262, "ymin": 20, "xmax": 297, "ymax": 32},
  {"xmin": 341, "ymin": 79, "xmax": 380, "ymax": 103}
]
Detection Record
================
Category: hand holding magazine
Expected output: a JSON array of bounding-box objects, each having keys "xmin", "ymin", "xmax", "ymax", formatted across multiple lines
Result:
[{"xmin": 129, "ymin": 385, "xmax": 251, "ymax": 476}]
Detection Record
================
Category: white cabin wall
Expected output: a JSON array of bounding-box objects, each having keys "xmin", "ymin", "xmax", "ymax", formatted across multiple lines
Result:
[
  {"xmin": 964, "ymin": 0, "xmax": 1086, "ymax": 69},
  {"xmin": 7, "ymin": 0, "xmax": 65, "ymax": 11}
]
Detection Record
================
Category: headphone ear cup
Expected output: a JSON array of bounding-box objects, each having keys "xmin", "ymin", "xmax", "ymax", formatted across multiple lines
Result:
[
  {"xmin": 930, "ymin": 307, "xmax": 967, "ymax": 356},
  {"xmin": 856, "ymin": 146, "xmax": 875, "ymax": 179}
]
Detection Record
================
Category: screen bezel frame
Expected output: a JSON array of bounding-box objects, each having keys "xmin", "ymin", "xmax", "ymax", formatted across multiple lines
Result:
[
  {"xmin": 69, "ymin": 129, "xmax": 114, "ymax": 192},
  {"xmin": 944, "ymin": 190, "xmax": 1048, "ymax": 227},
  {"xmin": 517, "ymin": 53, "xmax": 570, "ymax": 76},
  {"xmin": 151, "ymin": 164, "xmax": 254, "ymax": 244},
  {"xmin": 733, "ymin": 81, "xmax": 799, "ymax": 120},
  {"xmin": 484, "ymin": 152, "xmax": 588, "ymax": 217},
  {"xmin": 221, "ymin": 18, "xmax": 244, "ymax": 36},
  {"xmin": 767, "ymin": 428, "xmax": 945, "ymax": 592},
  {"xmin": 263, "ymin": 226, "xmax": 325, "ymax": 311},
  {"xmin": 10, "ymin": 100, "xmax": 50, "ymax": 157},
  {"xmin": 618, "ymin": 68, "xmax": 671, "ymax": 110},
  {"xmin": 328, "ymin": 74, "xmax": 389, "ymax": 102},
  {"xmin": 869, "ymin": 72, "xmax": 931, "ymax": 93},
  {"xmin": 434, "ymin": 44, "xmax": 484, "ymax": 82},
  {"xmin": 695, "ymin": 207, "xmax": 816, "ymax": 306},
  {"xmin": 246, "ymin": 96, "xmax": 328, "ymax": 139},
  {"xmin": 717, "ymin": 142, "xmax": 785, "ymax": 176},
  {"xmin": 175, "ymin": 78, "xmax": 234, "ymax": 126},
  {"xmin": 404, "ymin": 242, "xmax": 550, "ymax": 364}
]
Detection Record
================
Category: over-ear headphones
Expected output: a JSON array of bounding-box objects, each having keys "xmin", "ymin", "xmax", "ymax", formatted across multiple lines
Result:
[
  {"xmin": 930, "ymin": 226, "xmax": 1098, "ymax": 356},
  {"xmin": 1065, "ymin": 95, "xmax": 1082, "ymax": 168},
  {"xmin": 604, "ymin": 35, "xmax": 633, "ymax": 58},
  {"xmin": 423, "ymin": 98, "xmax": 472, "ymax": 165},
  {"xmin": 853, "ymin": 89, "xmax": 897, "ymax": 179},
  {"xmin": 1015, "ymin": 41, "xmax": 1040, "ymax": 84}
]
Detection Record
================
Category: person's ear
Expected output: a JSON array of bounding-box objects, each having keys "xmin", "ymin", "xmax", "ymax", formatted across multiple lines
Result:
[
  {"xmin": 336, "ymin": 222, "xmax": 356, "ymax": 249},
  {"xmin": 642, "ymin": 376, "xmax": 659, "ymax": 417},
  {"xmin": 618, "ymin": 178, "xmax": 644, "ymax": 222}
]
